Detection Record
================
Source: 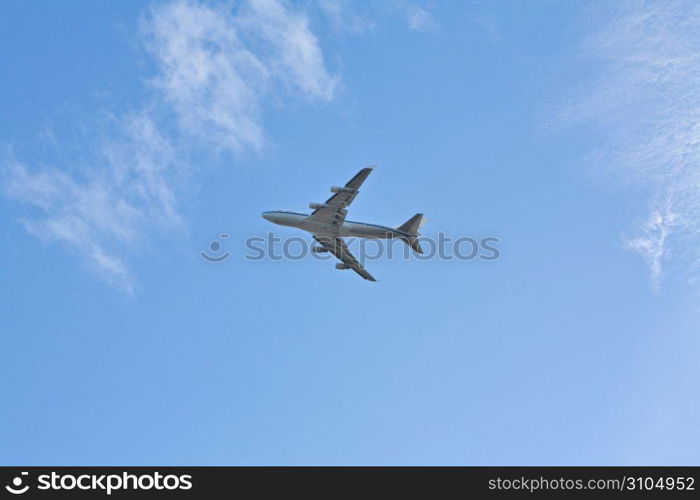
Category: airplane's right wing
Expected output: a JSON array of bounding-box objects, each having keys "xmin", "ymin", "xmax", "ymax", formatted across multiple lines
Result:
[{"xmin": 313, "ymin": 235, "xmax": 377, "ymax": 282}]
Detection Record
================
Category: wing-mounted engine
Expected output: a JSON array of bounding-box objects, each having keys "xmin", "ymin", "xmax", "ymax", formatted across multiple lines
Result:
[
  {"xmin": 310, "ymin": 202, "xmax": 348, "ymax": 216},
  {"xmin": 330, "ymin": 186, "xmax": 358, "ymax": 194},
  {"xmin": 309, "ymin": 202, "xmax": 330, "ymax": 210},
  {"xmin": 335, "ymin": 263, "xmax": 351, "ymax": 270}
]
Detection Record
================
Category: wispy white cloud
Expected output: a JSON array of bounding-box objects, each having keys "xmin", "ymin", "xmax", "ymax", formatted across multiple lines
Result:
[
  {"xmin": 2, "ymin": 112, "xmax": 181, "ymax": 293},
  {"xmin": 142, "ymin": 0, "xmax": 337, "ymax": 153},
  {"xmin": 564, "ymin": 0, "xmax": 700, "ymax": 290},
  {"xmin": 315, "ymin": 0, "xmax": 435, "ymax": 34},
  {"xmin": 2, "ymin": 0, "xmax": 337, "ymax": 291},
  {"xmin": 385, "ymin": 0, "xmax": 436, "ymax": 32},
  {"xmin": 315, "ymin": 0, "xmax": 375, "ymax": 34},
  {"xmin": 405, "ymin": 5, "xmax": 435, "ymax": 32}
]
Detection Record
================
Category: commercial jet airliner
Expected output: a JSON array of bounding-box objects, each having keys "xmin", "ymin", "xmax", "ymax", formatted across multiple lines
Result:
[{"xmin": 262, "ymin": 166, "xmax": 425, "ymax": 281}]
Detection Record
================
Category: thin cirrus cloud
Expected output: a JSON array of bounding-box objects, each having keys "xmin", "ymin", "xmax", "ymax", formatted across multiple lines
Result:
[
  {"xmin": 314, "ymin": 0, "xmax": 436, "ymax": 34},
  {"xmin": 563, "ymin": 0, "xmax": 700, "ymax": 290},
  {"xmin": 2, "ymin": 0, "xmax": 337, "ymax": 292},
  {"xmin": 143, "ymin": 0, "xmax": 337, "ymax": 153},
  {"xmin": 3, "ymin": 113, "xmax": 180, "ymax": 293},
  {"xmin": 405, "ymin": 6, "xmax": 436, "ymax": 32}
]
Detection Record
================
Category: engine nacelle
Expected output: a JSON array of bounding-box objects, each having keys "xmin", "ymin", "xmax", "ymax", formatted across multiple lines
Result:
[
  {"xmin": 309, "ymin": 202, "xmax": 330, "ymax": 210},
  {"xmin": 335, "ymin": 263, "xmax": 351, "ymax": 270},
  {"xmin": 330, "ymin": 186, "xmax": 358, "ymax": 194},
  {"xmin": 312, "ymin": 246, "xmax": 329, "ymax": 253}
]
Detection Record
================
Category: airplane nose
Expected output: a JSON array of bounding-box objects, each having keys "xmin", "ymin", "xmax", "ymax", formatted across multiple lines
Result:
[{"xmin": 262, "ymin": 212, "xmax": 271, "ymax": 221}]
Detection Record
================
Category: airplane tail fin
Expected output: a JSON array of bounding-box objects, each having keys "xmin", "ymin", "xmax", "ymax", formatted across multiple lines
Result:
[
  {"xmin": 397, "ymin": 213, "xmax": 426, "ymax": 254},
  {"xmin": 397, "ymin": 213, "xmax": 424, "ymax": 235}
]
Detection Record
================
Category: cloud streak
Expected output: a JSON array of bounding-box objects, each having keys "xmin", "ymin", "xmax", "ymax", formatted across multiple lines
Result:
[
  {"xmin": 2, "ymin": 113, "xmax": 181, "ymax": 293},
  {"xmin": 564, "ymin": 0, "xmax": 700, "ymax": 290},
  {"xmin": 142, "ymin": 0, "xmax": 337, "ymax": 153}
]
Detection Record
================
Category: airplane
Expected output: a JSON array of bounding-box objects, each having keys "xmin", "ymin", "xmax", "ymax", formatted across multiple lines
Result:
[{"xmin": 262, "ymin": 166, "xmax": 425, "ymax": 281}]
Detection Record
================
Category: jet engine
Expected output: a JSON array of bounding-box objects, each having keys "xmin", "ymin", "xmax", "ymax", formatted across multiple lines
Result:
[
  {"xmin": 309, "ymin": 202, "xmax": 330, "ymax": 210},
  {"xmin": 311, "ymin": 246, "xmax": 329, "ymax": 253},
  {"xmin": 330, "ymin": 186, "xmax": 358, "ymax": 194},
  {"xmin": 335, "ymin": 263, "xmax": 351, "ymax": 270}
]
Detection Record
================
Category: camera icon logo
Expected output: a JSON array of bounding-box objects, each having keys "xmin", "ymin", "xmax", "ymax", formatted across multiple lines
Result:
[
  {"xmin": 200, "ymin": 234, "xmax": 230, "ymax": 263},
  {"xmin": 5, "ymin": 472, "xmax": 29, "ymax": 495}
]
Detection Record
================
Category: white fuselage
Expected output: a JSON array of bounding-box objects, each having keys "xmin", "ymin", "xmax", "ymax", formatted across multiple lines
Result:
[{"xmin": 262, "ymin": 210, "xmax": 410, "ymax": 240}]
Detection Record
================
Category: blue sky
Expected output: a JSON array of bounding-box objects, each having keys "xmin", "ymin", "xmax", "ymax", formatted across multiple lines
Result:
[{"xmin": 1, "ymin": 0, "xmax": 699, "ymax": 465}]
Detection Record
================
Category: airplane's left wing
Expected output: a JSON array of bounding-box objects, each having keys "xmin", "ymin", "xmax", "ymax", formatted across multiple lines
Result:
[
  {"xmin": 307, "ymin": 166, "xmax": 374, "ymax": 226},
  {"xmin": 313, "ymin": 235, "xmax": 377, "ymax": 282}
]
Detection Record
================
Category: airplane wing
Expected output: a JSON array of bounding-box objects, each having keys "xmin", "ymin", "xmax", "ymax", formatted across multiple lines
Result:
[
  {"xmin": 313, "ymin": 235, "xmax": 377, "ymax": 282},
  {"xmin": 307, "ymin": 166, "xmax": 375, "ymax": 225}
]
